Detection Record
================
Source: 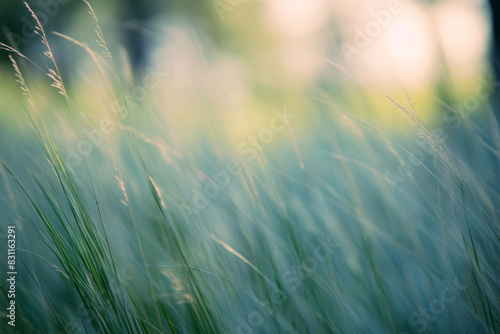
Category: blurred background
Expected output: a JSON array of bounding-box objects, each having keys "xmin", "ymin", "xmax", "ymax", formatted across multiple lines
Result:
[{"xmin": 0, "ymin": 0, "xmax": 494, "ymax": 121}]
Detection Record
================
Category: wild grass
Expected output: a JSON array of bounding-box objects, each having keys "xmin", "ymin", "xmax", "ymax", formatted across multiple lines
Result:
[{"xmin": 0, "ymin": 2, "xmax": 499, "ymax": 334}]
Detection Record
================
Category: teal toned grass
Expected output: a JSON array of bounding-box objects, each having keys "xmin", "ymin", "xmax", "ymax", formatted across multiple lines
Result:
[{"xmin": 1, "ymin": 2, "xmax": 500, "ymax": 334}]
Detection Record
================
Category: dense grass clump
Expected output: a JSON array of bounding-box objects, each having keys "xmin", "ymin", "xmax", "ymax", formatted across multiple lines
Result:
[{"xmin": 1, "ymin": 2, "xmax": 499, "ymax": 334}]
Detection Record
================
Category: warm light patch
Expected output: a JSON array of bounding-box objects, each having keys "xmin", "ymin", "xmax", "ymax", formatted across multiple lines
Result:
[
  {"xmin": 350, "ymin": 3, "xmax": 438, "ymax": 89},
  {"xmin": 433, "ymin": 2, "xmax": 488, "ymax": 76},
  {"xmin": 262, "ymin": 0, "xmax": 331, "ymax": 37},
  {"xmin": 387, "ymin": 20, "xmax": 421, "ymax": 56}
]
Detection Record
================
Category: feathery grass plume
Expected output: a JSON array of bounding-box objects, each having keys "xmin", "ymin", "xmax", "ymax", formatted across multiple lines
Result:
[
  {"xmin": 0, "ymin": 42, "xmax": 45, "ymax": 73},
  {"xmin": 7, "ymin": 53, "xmax": 62, "ymax": 168},
  {"xmin": 83, "ymin": 0, "xmax": 112, "ymax": 62},
  {"xmin": 82, "ymin": 0, "xmax": 136, "ymax": 132},
  {"xmin": 148, "ymin": 175, "xmax": 166, "ymax": 209},
  {"xmin": 9, "ymin": 55, "xmax": 38, "ymax": 115},
  {"xmin": 0, "ymin": 42, "xmax": 30, "ymax": 62},
  {"xmin": 24, "ymin": 2, "xmax": 67, "ymax": 97}
]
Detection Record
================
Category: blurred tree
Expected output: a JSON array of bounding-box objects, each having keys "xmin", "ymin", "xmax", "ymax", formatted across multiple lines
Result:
[
  {"xmin": 0, "ymin": 0, "xmax": 221, "ymax": 79},
  {"xmin": 489, "ymin": 0, "xmax": 500, "ymax": 79}
]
